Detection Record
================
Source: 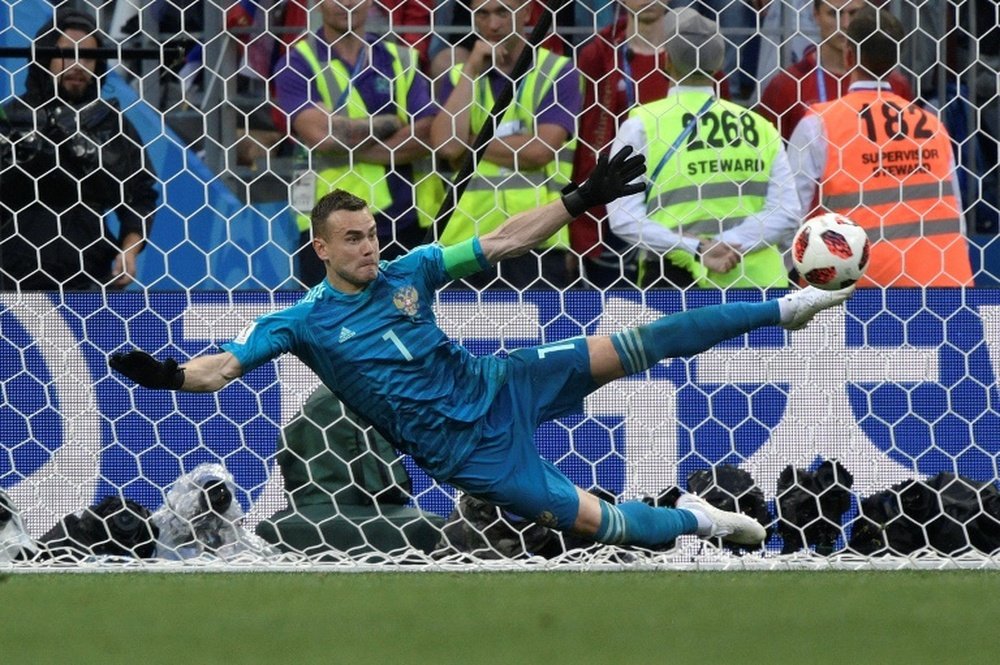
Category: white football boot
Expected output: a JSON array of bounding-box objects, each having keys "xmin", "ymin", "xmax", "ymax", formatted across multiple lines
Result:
[
  {"xmin": 779, "ymin": 285, "xmax": 856, "ymax": 331},
  {"xmin": 676, "ymin": 493, "xmax": 767, "ymax": 546}
]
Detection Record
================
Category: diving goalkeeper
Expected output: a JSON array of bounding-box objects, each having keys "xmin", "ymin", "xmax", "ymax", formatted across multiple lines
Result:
[{"xmin": 110, "ymin": 146, "xmax": 853, "ymax": 549}]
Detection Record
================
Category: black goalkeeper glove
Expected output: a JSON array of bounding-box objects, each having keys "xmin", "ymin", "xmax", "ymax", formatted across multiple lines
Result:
[
  {"xmin": 109, "ymin": 350, "xmax": 185, "ymax": 390},
  {"xmin": 561, "ymin": 145, "xmax": 647, "ymax": 218}
]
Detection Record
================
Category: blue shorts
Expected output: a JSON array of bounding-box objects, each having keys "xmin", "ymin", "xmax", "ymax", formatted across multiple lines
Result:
[{"xmin": 448, "ymin": 337, "xmax": 596, "ymax": 530}]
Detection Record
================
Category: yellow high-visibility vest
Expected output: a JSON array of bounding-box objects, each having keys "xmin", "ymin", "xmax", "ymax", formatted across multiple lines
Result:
[
  {"xmin": 439, "ymin": 48, "xmax": 575, "ymax": 249},
  {"xmin": 293, "ymin": 39, "xmax": 442, "ymax": 233},
  {"xmin": 633, "ymin": 91, "xmax": 787, "ymax": 287}
]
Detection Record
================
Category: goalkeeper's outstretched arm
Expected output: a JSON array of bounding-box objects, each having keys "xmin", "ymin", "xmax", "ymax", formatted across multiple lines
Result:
[
  {"xmin": 110, "ymin": 350, "xmax": 244, "ymax": 393},
  {"xmin": 478, "ymin": 145, "xmax": 646, "ymax": 264}
]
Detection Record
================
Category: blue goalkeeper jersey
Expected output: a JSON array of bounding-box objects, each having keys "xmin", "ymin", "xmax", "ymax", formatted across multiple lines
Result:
[{"xmin": 223, "ymin": 244, "xmax": 507, "ymax": 480}]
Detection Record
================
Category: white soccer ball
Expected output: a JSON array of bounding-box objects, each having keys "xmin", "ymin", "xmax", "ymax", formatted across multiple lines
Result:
[{"xmin": 791, "ymin": 213, "xmax": 870, "ymax": 290}]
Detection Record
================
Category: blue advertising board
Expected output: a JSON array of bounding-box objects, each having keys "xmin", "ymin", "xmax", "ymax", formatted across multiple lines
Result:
[{"xmin": 2, "ymin": 288, "xmax": 1000, "ymax": 537}]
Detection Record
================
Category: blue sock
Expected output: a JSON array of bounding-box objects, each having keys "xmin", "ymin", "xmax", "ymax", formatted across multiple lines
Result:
[
  {"xmin": 595, "ymin": 500, "xmax": 699, "ymax": 547},
  {"xmin": 611, "ymin": 301, "xmax": 781, "ymax": 375}
]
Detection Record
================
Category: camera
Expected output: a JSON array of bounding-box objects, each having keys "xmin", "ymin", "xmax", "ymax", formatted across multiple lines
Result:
[
  {"xmin": 37, "ymin": 496, "xmax": 158, "ymax": 561},
  {"xmin": 44, "ymin": 104, "xmax": 77, "ymax": 143},
  {"xmin": 200, "ymin": 478, "xmax": 233, "ymax": 516},
  {"xmin": 151, "ymin": 463, "xmax": 278, "ymax": 560},
  {"xmin": 0, "ymin": 494, "xmax": 11, "ymax": 525},
  {"xmin": 1, "ymin": 489, "xmax": 39, "ymax": 562}
]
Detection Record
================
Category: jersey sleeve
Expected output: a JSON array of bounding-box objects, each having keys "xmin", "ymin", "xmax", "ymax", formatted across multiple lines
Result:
[
  {"xmin": 441, "ymin": 237, "xmax": 490, "ymax": 279},
  {"xmin": 391, "ymin": 240, "xmax": 490, "ymax": 289},
  {"xmin": 221, "ymin": 305, "xmax": 302, "ymax": 374},
  {"xmin": 273, "ymin": 41, "xmax": 316, "ymax": 123},
  {"xmin": 407, "ymin": 67, "xmax": 437, "ymax": 121},
  {"xmin": 536, "ymin": 64, "xmax": 581, "ymax": 136}
]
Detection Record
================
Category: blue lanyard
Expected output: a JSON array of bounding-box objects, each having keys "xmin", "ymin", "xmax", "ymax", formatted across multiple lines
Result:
[
  {"xmin": 815, "ymin": 66, "xmax": 828, "ymax": 104},
  {"xmin": 335, "ymin": 46, "xmax": 369, "ymax": 110},
  {"xmin": 619, "ymin": 44, "xmax": 635, "ymax": 109},
  {"xmin": 645, "ymin": 97, "xmax": 715, "ymax": 202}
]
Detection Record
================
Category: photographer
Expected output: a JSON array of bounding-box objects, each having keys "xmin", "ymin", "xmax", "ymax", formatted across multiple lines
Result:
[{"xmin": 0, "ymin": 8, "xmax": 157, "ymax": 291}]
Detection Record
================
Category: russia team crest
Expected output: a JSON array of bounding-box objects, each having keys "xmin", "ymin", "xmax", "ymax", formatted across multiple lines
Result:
[{"xmin": 393, "ymin": 286, "xmax": 419, "ymax": 317}]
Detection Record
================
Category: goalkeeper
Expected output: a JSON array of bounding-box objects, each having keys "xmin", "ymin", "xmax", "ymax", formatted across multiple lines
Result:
[{"xmin": 111, "ymin": 146, "xmax": 852, "ymax": 549}]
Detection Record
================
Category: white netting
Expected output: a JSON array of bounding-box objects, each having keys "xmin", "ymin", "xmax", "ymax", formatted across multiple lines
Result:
[{"xmin": 2, "ymin": 0, "xmax": 1000, "ymax": 570}]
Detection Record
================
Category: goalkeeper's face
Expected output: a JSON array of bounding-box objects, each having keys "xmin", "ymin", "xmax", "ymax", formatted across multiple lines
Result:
[{"xmin": 313, "ymin": 207, "xmax": 380, "ymax": 293}]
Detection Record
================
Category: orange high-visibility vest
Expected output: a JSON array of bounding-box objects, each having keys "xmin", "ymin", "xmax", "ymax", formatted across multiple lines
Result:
[{"xmin": 812, "ymin": 90, "xmax": 973, "ymax": 286}]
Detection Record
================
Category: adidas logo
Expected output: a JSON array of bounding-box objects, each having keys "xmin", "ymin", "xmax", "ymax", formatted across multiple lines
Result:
[{"xmin": 338, "ymin": 327, "xmax": 356, "ymax": 343}]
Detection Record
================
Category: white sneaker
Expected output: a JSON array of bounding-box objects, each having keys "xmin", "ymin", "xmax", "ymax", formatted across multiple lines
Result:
[
  {"xmin": 779, "ymin": 285, "xmax": 855, "ymax": 331},
  {"xmin": 676, "ymin": 493, "xmax": 767, "ymax": 546}
]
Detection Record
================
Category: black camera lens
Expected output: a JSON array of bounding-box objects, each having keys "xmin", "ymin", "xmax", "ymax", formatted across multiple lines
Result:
[
  {"xmin": 202, "ymin": 480, "xmax": 233, "ymax": 514},
  {"xmin": 109, "ymin": 510, "xmax": 141, "ymax": 537}
]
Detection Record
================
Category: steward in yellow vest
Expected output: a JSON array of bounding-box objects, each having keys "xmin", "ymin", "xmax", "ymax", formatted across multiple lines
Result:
[
  {"xmin": 608, "ymin": 9, "xmax": 800, "ymax": 289},
  {"xmin": 435, "ymin": 48, "xmax": 576, "ymax": 249},
  {"xmin": 292, "ymin": 39, "xmax": 442, "ymax": 233},
  {"xmin": 430, "ymin": 0, "xmax": 582, "ymax": 289},
  {"xmin": 274, "ymin": 9, "xmax": 442, "ymax": 285}
]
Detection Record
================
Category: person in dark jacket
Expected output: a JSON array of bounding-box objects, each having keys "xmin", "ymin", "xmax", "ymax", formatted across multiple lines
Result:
[{"xmin": 0, "ymin": 8, "xmax": 157, "ymax": 291}]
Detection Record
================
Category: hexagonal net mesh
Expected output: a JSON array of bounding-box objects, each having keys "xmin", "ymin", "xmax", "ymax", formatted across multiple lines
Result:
[{"xmin": 1, "ymin": 0, "xmax": 999, "ymax": 570}]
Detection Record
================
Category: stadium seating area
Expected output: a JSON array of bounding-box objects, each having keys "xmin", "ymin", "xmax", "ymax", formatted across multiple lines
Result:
[{"xmin": 2, "ymin": 0, "xmax": 997, "ymax": 289}]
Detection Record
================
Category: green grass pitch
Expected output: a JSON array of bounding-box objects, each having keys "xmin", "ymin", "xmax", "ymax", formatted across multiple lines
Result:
[{"xmin": 2, "ymin": 570, "xmax": 998, "ymax": 664}]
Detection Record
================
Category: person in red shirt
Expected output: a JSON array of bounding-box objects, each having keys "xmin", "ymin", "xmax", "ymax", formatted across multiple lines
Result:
[
  {"xmin": 756, "ymin": 0, "xmax": 914, "ymax": 141},
  {"xmin": 571, "ymin": 1, "xmax": 730, "ymax": 287},
  {"xmin": 378, "ymin": 0, "xmax": 434, "ymax": 69},
  {"xmin": 571, "ymin": 1, "xmax": 673, "ymax": 287}
]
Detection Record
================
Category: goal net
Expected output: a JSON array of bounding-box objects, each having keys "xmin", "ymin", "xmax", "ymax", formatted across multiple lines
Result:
[{"xmin": 1, "ymin": 0, "xmax": 999, "ymax": 570}]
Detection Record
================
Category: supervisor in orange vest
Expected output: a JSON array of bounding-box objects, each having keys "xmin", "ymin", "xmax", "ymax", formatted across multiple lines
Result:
[{"xmin": 788, "ymin": 5, "xmax": 973, "ymax": 287}]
